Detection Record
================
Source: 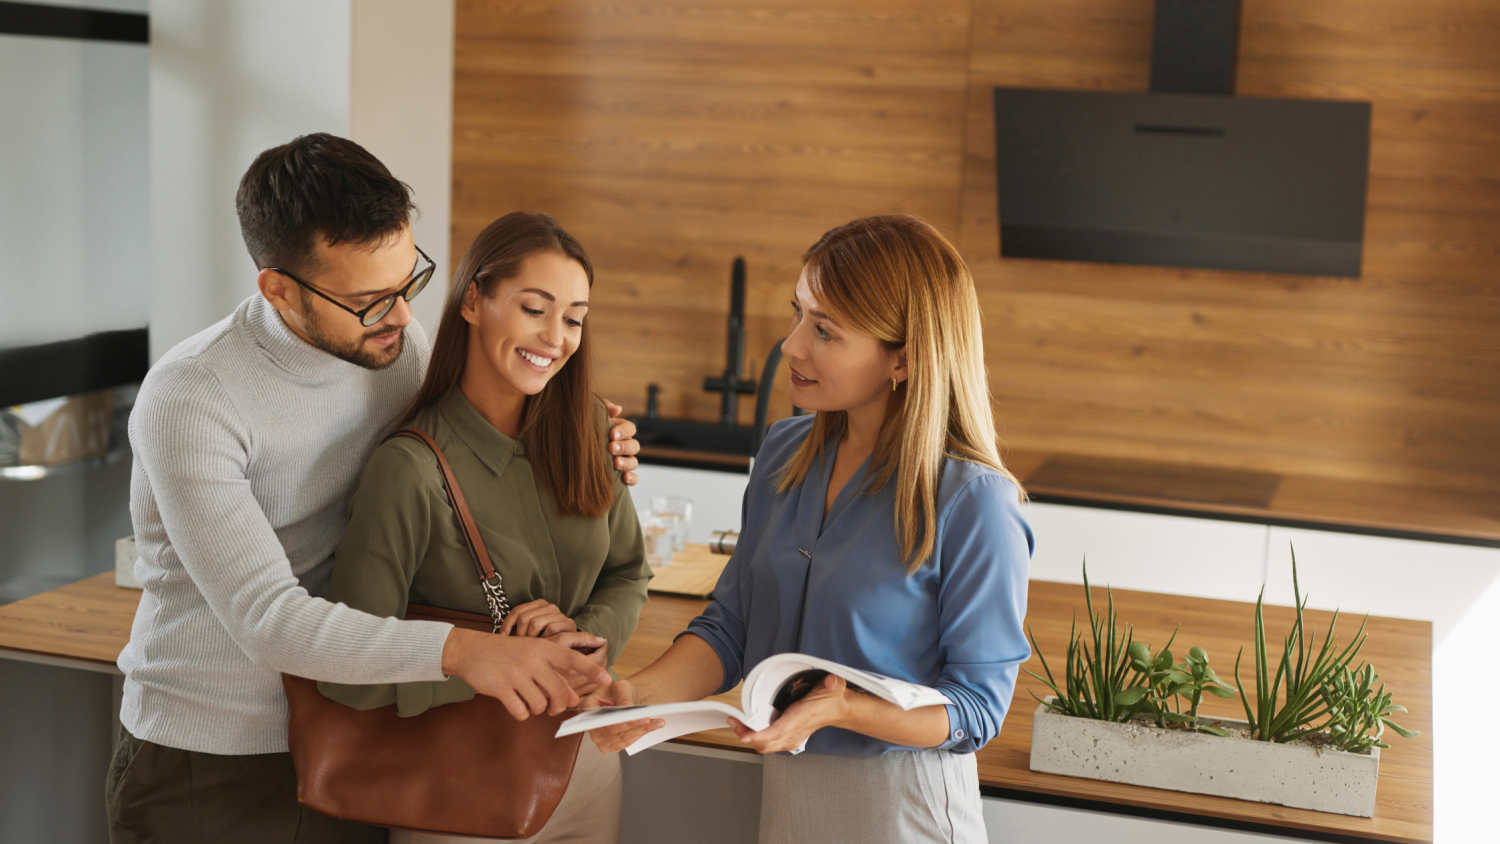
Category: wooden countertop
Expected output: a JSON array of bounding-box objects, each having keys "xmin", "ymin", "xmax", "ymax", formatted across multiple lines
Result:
[
  {"xmin": 0, "ymin": 574, "xmax": 1432, "ymax": 843},
  {"xmin": 639, "ymin": 442, "xmax": 1500, "ymax": 547},
  {"xmin": 1006, "ymin": 449, "xmax": 1500, "ymax": 549}
]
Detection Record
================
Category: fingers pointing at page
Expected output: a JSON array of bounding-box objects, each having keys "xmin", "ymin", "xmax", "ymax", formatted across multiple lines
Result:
[{"xmin": 442, "ymin": 628, "xmax": 611, "ymax": 718}]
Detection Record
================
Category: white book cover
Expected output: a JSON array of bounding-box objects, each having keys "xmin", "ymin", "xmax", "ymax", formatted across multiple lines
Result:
[{"xmin": 557, "ymin": 653, "xmax": 952, "ymax": 755}]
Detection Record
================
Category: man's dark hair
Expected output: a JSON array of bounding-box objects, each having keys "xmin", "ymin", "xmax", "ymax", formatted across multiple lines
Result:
[{"xmin": 235, "ymin": 133, "xmax": 415, "ymax": 275}]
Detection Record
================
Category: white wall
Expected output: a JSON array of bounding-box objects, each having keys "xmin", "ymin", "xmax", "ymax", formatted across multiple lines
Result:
[
  {"xmin": 0, "ymin": 14, "xmax": 148, "ymax": 348},
  {"xmin": 149, "ymin": 0, "xmax": 455, "ymax": 361},
  {"xmin": 629, "ymin": 463, "xmax": 750, "ymax": 544},
  {"xmin": 1433, "ymin": 573, "xmax": 1500, "ymax": 843},
  {"xmin": 149, "ymin": 0, "xmax": 351, "ymax": 359},
  {"xmin": 1, "ymin": 6, "xmax": 147, "ymax": 841},
  {"xmin": 349, "ymin": 0, "xmax": 455, "ymax": 332}
]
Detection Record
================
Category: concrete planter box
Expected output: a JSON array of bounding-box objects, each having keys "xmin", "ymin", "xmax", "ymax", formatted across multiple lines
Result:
[{"xmin": 1029, "ymin": 702, "xmax": 1380, "ymax": 817}]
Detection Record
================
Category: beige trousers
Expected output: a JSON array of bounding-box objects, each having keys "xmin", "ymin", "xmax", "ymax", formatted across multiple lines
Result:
[{"xmin": 393, "ymin": 739, "xmax": 622, "ymax": 844}]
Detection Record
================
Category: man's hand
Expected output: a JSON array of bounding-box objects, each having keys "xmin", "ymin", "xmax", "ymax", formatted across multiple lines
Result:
[
  {"xmin": 602, "ymin": 399, "xmax": 641, "ymax": 486},
  {"xmin": 579, "ymin": 679, "xmax": 666, "ymax": 753},
  {"xmin": 546, "ymin": 630, "xmax": 609, "ymax": 694},
  {"xmin": 498, "ymin": 599, "xmax": 577, "ymax": 637},
  {"xmin": 441, "ymin": 628, "xmax": 611, "ymax": 720},
  {"xmin": 728, "ymin": 674, "xmax": 851, "ymax": 754}
]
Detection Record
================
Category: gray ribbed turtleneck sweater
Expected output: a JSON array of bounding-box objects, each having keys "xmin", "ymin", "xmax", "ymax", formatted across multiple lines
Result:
[{"xmin": 119, "ymin": 294, "xmax": 453, "ymax": 755}]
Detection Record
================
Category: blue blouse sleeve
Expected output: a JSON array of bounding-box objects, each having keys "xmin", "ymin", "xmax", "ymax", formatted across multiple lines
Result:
[
  {"xmin": 678, "ymin": 452, "xmax": 762, "ymax": 695},
  {"xmin": 929, "ymin": 473, "xmax": 1033, "ymax": 753},
  {"xmin": 681, "ymin": 540, "xmax": 751, "ymax": 694}
]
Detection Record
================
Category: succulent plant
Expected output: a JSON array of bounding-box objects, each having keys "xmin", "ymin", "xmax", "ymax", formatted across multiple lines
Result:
[
  {"xmin": 1134, "ymin": 644, "xmax": 1236, "ymax": 736},
  {"xmin": 1320, "ymin": 662, "xmax": 1419, "ymax": 754}
]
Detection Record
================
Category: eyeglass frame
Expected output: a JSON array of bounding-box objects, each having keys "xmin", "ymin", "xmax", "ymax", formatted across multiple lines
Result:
[{"xmin": 265, "ymin": 244, "xmax": 436, "ymax": 327}]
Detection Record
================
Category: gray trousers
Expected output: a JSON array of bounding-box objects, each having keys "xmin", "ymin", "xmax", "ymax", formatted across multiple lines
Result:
[
  {"xmin": 105, "ymin": 729, "xmax": 384, "ymax": 844},
  {"xmin": 759, "ymin": 750, "xmax": 986, "ymax": 844}
]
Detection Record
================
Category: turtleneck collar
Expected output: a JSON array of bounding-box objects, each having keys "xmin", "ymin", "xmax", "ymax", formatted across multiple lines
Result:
[{"xmin": 244, "ymin": 294, "xmax": 362, "ymax": 379}]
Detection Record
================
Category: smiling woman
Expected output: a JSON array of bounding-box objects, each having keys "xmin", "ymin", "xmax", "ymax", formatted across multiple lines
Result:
[
  {"xmin": 317, "ymin": 210, "xmax": 651, "ymax": 844},
  {"xmin": 401, "ymin": 211, "xmax": 612, "ymax": 517}
]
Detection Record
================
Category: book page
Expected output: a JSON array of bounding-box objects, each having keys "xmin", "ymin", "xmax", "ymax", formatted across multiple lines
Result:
[
  {"xmin": 555, "ymin": 701, "xmax": 766, "ymax": 756},
  {"xmin": 744, "ymin": 654, "xmax": 953, "ymax": 719}
]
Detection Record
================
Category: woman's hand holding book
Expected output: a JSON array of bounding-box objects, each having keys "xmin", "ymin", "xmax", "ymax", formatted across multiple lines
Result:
[
  {"xmin": 577, "ymin": 679, "xmax": 667, "ymax": 752},
  {"xmin": 728, "ymin": 674, "xmax": 851, "ymax": 754}
]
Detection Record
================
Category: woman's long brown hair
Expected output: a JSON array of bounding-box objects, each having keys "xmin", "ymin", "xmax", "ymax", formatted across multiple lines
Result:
[{"xmin": 400, "ymin": 211, "xmax": 613, "ymax": 518}]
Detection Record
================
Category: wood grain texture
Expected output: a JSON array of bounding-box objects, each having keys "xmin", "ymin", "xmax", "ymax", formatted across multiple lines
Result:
[
  {"xmin": 4, "ymin": 575, "xmax": 1431, "ymax": 840},
  {"xmin": 647, "ymin": 542, "xmax": 729, "ymax": 598},
  {"xmin": 1027, "ymin": 454, "xmax": 1283, "ymax": 508},
  {"xmin": 0, "ymin": 573, "xmax": 136, "ymax": 667},
  {"xmin": 454, "ymin": 0, "xmax": 1500, "ymax": 519},
  {"xmin": 962, "ymin": 0, "xmax": 1500, "ymax": 495},
  {"xmin": 1005, "ymin": 446, "xmax": 1500, "ymax": 543},
  {"xmin": 453, "ymin": 0, "xmax": 974, "ymax": 427}
]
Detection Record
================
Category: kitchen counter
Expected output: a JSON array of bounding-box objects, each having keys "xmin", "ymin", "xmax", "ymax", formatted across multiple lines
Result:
[
  {"xmin": 640, "ymin": 442, "xmax": 1500, "ymax": 548},
  {"xmin": 0, "ymin": 573, "xmax": 1432, "ymax": 842}
]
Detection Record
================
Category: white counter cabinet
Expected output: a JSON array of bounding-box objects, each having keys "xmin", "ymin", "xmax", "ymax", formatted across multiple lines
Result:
[{"xmin": 620, "ymin": 744, "xmax": 1317, "ymax": 844}]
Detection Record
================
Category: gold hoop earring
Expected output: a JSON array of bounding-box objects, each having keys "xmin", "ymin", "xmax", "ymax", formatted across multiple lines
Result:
[{"xmin": 892, "ymin": 377, "xmax": 898, "ymax": 392}]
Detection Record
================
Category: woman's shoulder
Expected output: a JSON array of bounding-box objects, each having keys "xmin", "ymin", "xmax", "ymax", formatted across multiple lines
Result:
[
  {"xmin": 361, "ymin": 426, "xmax": 443, "ymax": 492},
  {"xmin": 757, "ymin": 414, "xmax": 817, "ymax": 470},
  {"xmin": 937, "ymin": 457, "xmax": 1024, "ymax": 516}
]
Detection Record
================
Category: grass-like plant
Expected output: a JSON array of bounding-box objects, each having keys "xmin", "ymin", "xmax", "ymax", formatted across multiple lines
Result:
[
  {"xmin": 1320, "ymin": 663, "xmax": 1419, "ymax": 754},
  {"xmin": 1234, "ymin": 548, "xmax": 1368, "ymax": 743},
  {"xmin": 1025, "ymin": 563, "xmax": 1153, "ymax": 723},
  {"xmin": 1028, "ymin": 550, "xmax": 1419, "ymax": 757}
]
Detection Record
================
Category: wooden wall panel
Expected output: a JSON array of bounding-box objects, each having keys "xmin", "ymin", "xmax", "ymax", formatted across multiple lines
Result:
[
  {"xmin": 453, "ymin": 0, "xmax": 973, "ymax": 425},
  {"xmin": 962, "ymin": 0, "xmax": 1500, "ymax": 492},
  {"xmin": 455, "ymin": 0, "xmax": 1500, "ymax": 494}
]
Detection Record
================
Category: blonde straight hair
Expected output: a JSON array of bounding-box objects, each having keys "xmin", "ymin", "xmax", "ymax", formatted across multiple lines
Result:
[{"xmin": 776, "ymin": 215, "xmax": 1024, "ymax": 571}]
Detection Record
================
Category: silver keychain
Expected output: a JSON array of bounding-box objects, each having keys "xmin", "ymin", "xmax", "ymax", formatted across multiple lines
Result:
[{"xmin": 481, "ymin": 572, "xmax": 511, "ymax": 634}]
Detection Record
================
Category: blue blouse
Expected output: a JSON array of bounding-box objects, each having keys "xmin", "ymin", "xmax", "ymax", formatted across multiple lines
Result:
[{"xmin": 683, "ymin": 415, "xmax": 1033, "ymax": 756}]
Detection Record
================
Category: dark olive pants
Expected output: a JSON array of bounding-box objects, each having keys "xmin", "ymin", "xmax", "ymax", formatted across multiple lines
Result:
[{"xmin": 105, "ymin": 729, "xmax": 387, "ymax": 844}]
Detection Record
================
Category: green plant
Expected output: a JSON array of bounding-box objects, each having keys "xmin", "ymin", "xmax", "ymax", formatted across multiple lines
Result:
[
  {"xmin": 1234, "ymin": 547, "xmax": 1368, "ymax": 743},
  {"xmin": 1026, "ymin": 563, "xmax": 1153, "ymax": 723},
  {"xmin": 1140, "ymin": 645, "xmax": 1237, "ymax": 736},
  {"xmin": 1125, "ymin": 635, "xmax": 1178, "ymax": 728},
  {"xmin": 1320, "ymin": 663, "xmax": 1419, "ymax": 754}
]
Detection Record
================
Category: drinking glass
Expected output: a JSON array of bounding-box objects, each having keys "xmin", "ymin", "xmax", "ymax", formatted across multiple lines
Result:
[
  {"xmin": 650, "ymin": 495, "xmax": 693, "ymax": 552},
  {"xmin": 642, "ymin": 514, "xmax": 676, "ymax": 568}
]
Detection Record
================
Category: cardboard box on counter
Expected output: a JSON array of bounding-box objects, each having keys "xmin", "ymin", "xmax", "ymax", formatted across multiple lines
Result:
[
  {"xmin": 2, "ymin": 390, "xmax": 114, "ymax": 466},
  {"xmin": 115, "ymin": 536, "xmax": 142, "ymax": 590}
]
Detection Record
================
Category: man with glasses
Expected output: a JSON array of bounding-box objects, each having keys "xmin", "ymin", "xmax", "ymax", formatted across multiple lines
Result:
[{"xmin": 107, "ymin": 134, "xmax": 643, "ymax": 844}]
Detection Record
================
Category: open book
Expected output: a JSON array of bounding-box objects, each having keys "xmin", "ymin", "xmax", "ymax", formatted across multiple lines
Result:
[{"xmin": 556, "ymin": 653, "xmax": 952, "ymax": 755}]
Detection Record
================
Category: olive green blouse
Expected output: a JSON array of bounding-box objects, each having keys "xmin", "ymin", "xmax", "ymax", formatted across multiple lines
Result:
[{"xmin": 318, "ymin": 387, "xmax": 651, "ymax": 717}]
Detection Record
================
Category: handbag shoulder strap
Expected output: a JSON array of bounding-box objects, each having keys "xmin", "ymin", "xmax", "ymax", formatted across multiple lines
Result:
[{"xmin": 384, "ymin": 427, "xmax": 511, "ymax": 632}]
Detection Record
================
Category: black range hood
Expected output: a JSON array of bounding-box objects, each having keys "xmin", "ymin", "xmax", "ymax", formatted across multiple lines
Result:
[{"xmin": 993, "ymin": 0, "xmax": 1371, "ymax": 278}]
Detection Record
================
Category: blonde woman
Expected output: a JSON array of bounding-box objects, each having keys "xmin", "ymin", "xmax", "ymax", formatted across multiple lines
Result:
[{"xmin": 583, "ymin": 215, "xmax": 1032, "ymax": 843}]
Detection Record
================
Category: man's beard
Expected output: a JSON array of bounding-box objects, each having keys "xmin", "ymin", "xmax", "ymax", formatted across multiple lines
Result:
[{"xmin": 302, "ymin": 304, "xmax": 405, "ymax": 370}]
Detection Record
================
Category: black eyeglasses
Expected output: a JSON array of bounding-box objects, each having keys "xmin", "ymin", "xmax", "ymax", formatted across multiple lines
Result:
[{"xmin": 267, "ymin": 245, "xmax": 436, "ymax": 327}]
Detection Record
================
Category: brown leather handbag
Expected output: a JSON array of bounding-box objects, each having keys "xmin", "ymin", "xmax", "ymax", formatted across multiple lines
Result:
[{"xmin": 282, "ymin": 427, "xmax": 583, "ymax": 839}]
